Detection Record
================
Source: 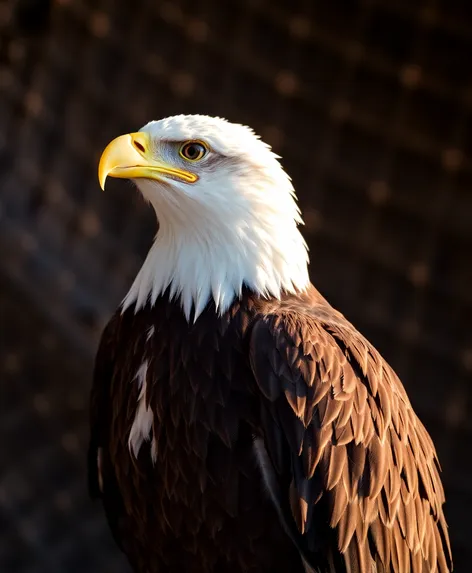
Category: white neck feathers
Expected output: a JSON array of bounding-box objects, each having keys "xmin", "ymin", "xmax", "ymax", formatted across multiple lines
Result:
[{"xmin": 122, "ymin": 188, "xmax": 309, "ymax": 321}]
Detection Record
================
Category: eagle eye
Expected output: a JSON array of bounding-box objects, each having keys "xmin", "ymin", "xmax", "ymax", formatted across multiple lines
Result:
[{"xmin": 179, "ymin": 141, "xmax": 208, "ymax": 162}]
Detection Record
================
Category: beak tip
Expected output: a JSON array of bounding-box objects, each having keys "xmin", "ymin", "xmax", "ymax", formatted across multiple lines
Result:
[{"xmin": 98, "ymin": 164, "xmax": 109, "ymax": 191}]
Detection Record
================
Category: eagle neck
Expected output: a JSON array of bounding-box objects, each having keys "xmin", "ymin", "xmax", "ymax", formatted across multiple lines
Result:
[{"xmin": 121, "ymin": 207, "xmax": 310, "ymax": 322}]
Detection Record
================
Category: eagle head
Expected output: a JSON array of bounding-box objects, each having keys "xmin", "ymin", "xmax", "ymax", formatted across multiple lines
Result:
[{"xmin": 98, "ymin": 115, "xmax": 309, "ymax": 319}]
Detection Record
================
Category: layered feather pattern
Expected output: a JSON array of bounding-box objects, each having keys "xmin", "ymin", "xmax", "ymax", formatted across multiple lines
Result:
[
  {"xmin": 249, "ymin": 289, "xmax": 452, "ymax": 572},
  {"xmin": 89, "ymin": 286, "xmax": 452, "ymax": 572}
]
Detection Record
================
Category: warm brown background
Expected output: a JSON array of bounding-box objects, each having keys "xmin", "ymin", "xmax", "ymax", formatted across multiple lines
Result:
[{"xmin": 1, "ymin": 0, "xmax": 471, "ymax": 571}]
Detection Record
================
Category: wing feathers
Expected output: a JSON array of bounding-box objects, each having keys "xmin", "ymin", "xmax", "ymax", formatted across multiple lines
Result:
[
  {"xmin": 338, "ymin": 500, "xmax": 360, "ymax": 553},
  {"xmin": 250, "ymin": 307, "xmax": 452, "ymax": 573},
  {"xmin": 327, "ymin": 445, "xmax": 347, "ymax": 491}
]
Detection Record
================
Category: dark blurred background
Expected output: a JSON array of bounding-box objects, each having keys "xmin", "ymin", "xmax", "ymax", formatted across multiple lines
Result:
[{"xmin": 0, "ymin": 0, "xmax": 471, "ymax": 571}]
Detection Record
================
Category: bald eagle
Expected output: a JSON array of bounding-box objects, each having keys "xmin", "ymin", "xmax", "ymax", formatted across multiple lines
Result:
[{"xmin": 89, "ymin": 115, "xmax": 452, "ymax": 573}]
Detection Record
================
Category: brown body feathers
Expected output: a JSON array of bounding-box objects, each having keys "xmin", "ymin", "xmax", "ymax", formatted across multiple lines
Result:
[{"xmin": 89, "ymin": 286, "xmax": 452, "ymax": 572}]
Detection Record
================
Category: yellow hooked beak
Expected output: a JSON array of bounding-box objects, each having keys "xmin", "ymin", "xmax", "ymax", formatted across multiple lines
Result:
[{"xmin": 98, "ymin": 132, "xmax": 198, "ymax": 190}]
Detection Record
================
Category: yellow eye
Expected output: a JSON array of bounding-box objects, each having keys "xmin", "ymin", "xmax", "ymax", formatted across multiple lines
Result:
[{"xmin": 179, "ymin": 141, "xmax": 208, "ymax": 162}]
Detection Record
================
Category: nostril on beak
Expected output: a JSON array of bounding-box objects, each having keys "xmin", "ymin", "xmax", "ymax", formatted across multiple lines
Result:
[{"xmin": 133, "ymin": 139, "xmax": 146, "ymax": 153}]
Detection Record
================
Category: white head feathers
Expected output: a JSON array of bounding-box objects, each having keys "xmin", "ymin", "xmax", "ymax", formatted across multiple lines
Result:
[{"xmin": 121, "ymin": 114, "xmax": 310, "ymax": 320}]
